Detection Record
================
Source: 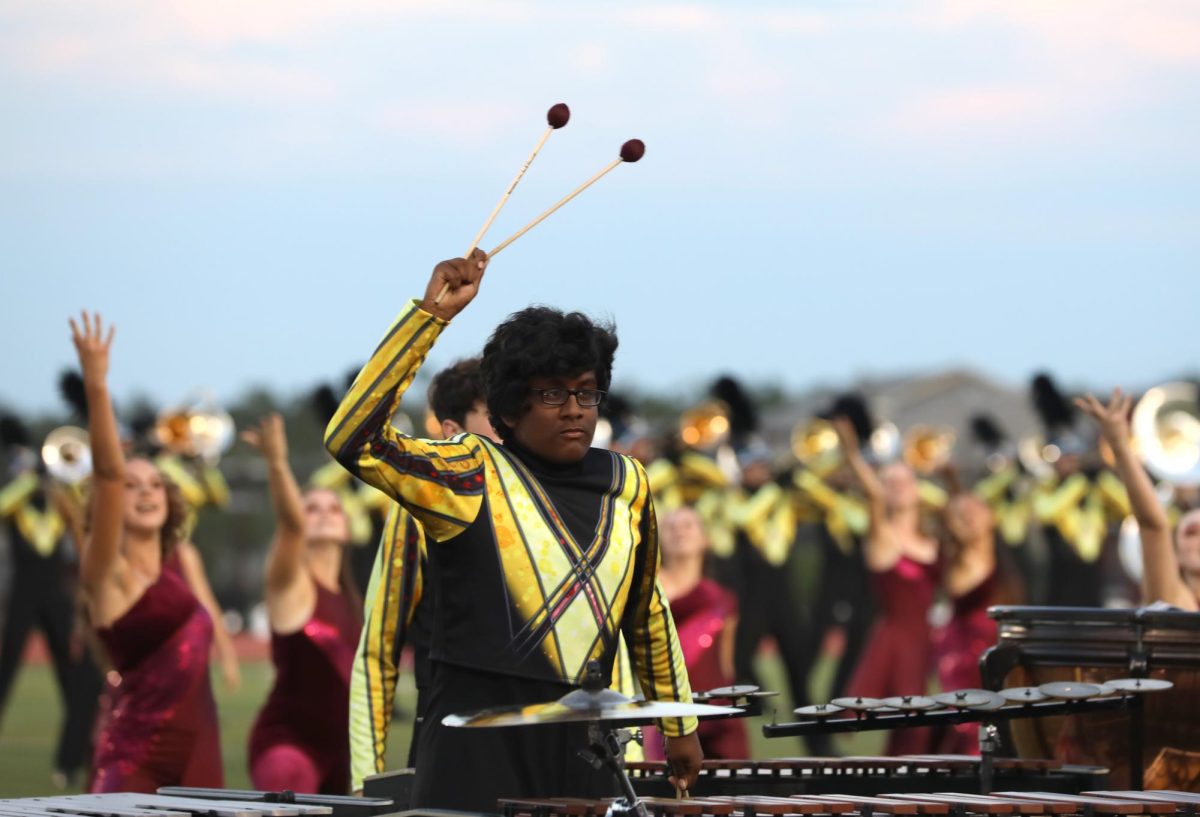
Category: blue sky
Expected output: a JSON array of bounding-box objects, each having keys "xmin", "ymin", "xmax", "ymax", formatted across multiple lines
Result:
[{"xmin": 2, "ymin": 1, "xmax": 1198, "ymax": 414}]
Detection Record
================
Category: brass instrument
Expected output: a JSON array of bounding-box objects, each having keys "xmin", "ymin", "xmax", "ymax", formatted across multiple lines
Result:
[
  {"xmin": 154, "ymin": 397, "xmax": 235, "ymax": 464},
  {"xmin": 1132, "ymin": 381, "xmax": 1200, "ymax": 487},
  {"xmin": 679, "ymin": 399, "xmax": 730, "ymax": 450},
  {"xmin": 902, "ymin": 424, "xmax": 956, "ymax": 474},
  {"xmin": 790, "ymin": 418, "xmax": 839, "ymax": 467},
  {"xmin": 1017, "ymin": 434, "xmax": 1058, "ymax": 480},
  {"xmin": 41, "ymin": 425, "xmax": 92, "ymax": 485}
]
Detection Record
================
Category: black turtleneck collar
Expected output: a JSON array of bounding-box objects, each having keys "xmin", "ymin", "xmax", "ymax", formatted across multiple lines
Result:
[{"xmin": 501, "ymin": 435, "xmax": 590, "ymax": 479}]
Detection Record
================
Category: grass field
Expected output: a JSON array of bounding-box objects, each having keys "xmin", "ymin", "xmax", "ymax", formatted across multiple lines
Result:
[{"xmin": 0, "ymin": 653, "xmax": 882, "ymax": 797}]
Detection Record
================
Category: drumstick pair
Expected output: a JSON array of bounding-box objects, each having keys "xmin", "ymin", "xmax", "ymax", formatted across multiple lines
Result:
[{"xmin": 434, "ymin": 103, "xmax": 645, "ymax": 304}]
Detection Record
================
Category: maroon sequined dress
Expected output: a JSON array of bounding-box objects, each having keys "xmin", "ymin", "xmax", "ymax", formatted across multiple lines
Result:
[
  {"xmin": 644, "ymin": 578, "xmax": 748, "ymax": 761},
  {"xmin": 248, "ymin": 581, "xmax": 361, "ymax": 794},
  {"xmin": 846, "ymin": 554, "xmax": 938, "ymax": 755},
  {"xmin": 932, "ymin": 570, "xmax": 997, "ymax": 754},
  {"xmin": 90, "ymin": 556, "xmax": 222, "ymax": 792}
]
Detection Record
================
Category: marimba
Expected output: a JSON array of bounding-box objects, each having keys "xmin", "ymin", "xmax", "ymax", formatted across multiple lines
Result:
[
  {"xmin": 499, "ymin": 789, "xmax": 1200, "ymax": 817},
  {"xmin": 625, "ymin": 758, "xmax": 1105, "ymax": 799}
]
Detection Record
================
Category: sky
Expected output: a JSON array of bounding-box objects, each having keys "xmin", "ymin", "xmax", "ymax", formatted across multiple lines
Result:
[{"xmin": 2, "ymin": 1, "xmax": 1198, "ymax": 415}]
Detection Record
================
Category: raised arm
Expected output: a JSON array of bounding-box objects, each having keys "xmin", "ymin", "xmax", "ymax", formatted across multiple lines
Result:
[
  {"xmin": 349, "ymin": 504, "xmax": 425, "ymax": 792},
  {"xmin": 323, "ymin": 254, "xmax": 490, "ymax": 542},
  {"xmin": 1076, "ymin": 390, "xmax": 1194, "ymax": 610},
  {"xmin": 70, "ymin": 311, "xmax": 124, "ymax": 596},
  {"xmin": 833, "ymin": 417, "xmax": 896, "ymax": 571},
  {"xmin": 242, "ymin": 414, "xmax": 307, "ymax": 594}
]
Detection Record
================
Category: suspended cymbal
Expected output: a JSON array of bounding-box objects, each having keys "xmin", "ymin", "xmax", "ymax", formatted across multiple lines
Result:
[
  {"xmin": 794, "ymin": 703, "xmax": 845, "ymax": 718},
  {"xmin": 442, "ymin": 686, "xmax": 740, "ymax": 728},
  {"xmin": 1103, "ymin": 677, "xmax": 1174, "ymax": 693},
  {"xmin": 1038, "ymin": 681, "xmax": 1103, "ymax": 700},
  {"xmin": 696, "ymin": 685, "xmax": 779, "ymax": 702},
  {"xmin": 882, "ymin": 695, "xmax": 939, "ymax": 711},
  {"xmin": 933, "ymin": 689, "xmax": 1006, "ymax": 711},
  {"xmin": 1000, "ymin": 686, "xmax": 1049, "ymax": 704},
  {"xmin": 831, "ymin": 696, "xmax": 885, "ymax": 711}
]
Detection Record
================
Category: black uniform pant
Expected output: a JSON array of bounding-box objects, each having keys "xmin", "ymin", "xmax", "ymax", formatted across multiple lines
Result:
[
  {"xmin": 413, "ymin": 662, "xmax": 615, "ymax": 814},
  {"xmin": 731, "ymin": 538, "xmax": 830, "ymax": 755},
  {"xmin": 0, "ymin": 561, "xmax": 102, "ymax": 777}
]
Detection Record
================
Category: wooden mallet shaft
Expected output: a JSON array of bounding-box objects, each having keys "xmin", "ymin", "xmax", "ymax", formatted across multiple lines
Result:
[
  {"xmin": 434, "ymin": 103, "xmax": 570, "ymax": 305},
  {"xmin": 487, "ymin": 138, "xmax": 645, "ymax": 259}
]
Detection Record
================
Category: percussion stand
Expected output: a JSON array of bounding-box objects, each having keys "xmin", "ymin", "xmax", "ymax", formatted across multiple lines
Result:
[
  {"xmin": 978, "ymin": 722, "xmax": 1000, "ymax": 795},
  {"xmin": 579, "ymin": 722, "xmax": 648, "ymax": 817}
]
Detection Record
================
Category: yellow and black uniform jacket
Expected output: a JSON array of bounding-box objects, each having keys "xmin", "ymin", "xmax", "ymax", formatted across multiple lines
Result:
[{"xmin": 327, "ymin": 300, "xmax": 696, "ymax": 745}]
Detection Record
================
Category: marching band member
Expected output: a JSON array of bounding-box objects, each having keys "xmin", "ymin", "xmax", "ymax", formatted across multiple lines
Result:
[
  {"xmin": 1077, "ymin": 389, "xmax": 1200, "ymax": 610},
  {"xmin": 242, "ymin": 413, "xmax": 362, "ymax": 794},
  {"xmin": 835, "ymin": 416, "xmax": 937, "ymax": 756},
  {"xmin": 69, "ymin": 312, "xmax": 223, "ymax": 792},
  {"xmin": 350, "ymin": 357, "xmax": 498, "ymax": 792},
  {"xmin": 0, "ymin": 414, "xmax": 98, "ymax": 788},
  {"xmin": 324, "ymin": 251, "xmax": 700, "ymax": 810},
  {"xmin": 643, "ymin": 505, "xmax": 747, "ymax": 760}
]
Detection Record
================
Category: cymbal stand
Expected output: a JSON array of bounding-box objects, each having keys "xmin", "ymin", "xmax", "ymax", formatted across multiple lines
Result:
[{"xmin": 579, "ymin": 722, "xmax": 648, "ymax": 817}]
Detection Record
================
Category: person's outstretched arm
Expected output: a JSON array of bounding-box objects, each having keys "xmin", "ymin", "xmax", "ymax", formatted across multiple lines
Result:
[
  {"xmin": 1077, "ymin": 389, "xmax": 1195, "ymax": 610},
  {"xmin": 834, "ymin": 417, "xmax": 897, "ymax": 571},
  {"xmin": 70, "ymin": 312, "xmax": 124, "ymax": 597},
  {"xmin": 323, "ymin": 253, "xmax": 489, "ymax": 543}
]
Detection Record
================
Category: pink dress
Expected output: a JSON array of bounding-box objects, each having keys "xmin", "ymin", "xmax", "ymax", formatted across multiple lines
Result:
[
  {"xmin": 645, "ymin": 579, "xmax": 748, "ymax": 760},
  {"xmin": 932, "ymin": 571, "xmax": 997, "ymax": 755},
  {"xmin": 846, "ymin": 555, "xmax": 938, "ymax": 756},
  {"xmin": 248, "ymin": 582, "xmax": 361, "ymax": 793},
  {"xmin": 90, "ymin": 557, "xmax": 222, "ymax": 792}
]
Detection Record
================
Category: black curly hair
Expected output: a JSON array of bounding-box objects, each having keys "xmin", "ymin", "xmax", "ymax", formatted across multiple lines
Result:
[
  {"xmin": 429, "ymin": 357, "xmax": 486, "ymax": 427},
  {"xmin": 481, "ymin": 307, "xmax": 618, "ymax": 441}
]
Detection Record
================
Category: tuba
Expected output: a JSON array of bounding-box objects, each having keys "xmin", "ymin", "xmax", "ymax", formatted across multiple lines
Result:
[
  {"xmin": 41, "ymin": 425, "xmax": 92, "ymax": 485},
  {"xmin": 1132, "ymin": 381, "xmax": 1200, "ymax": 487},
  {"xmin": 679, "ymin": 400, "xmax": 731, "ymax": 451}
]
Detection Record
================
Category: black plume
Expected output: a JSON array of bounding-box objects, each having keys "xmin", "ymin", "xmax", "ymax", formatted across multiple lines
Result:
[
  {"xmin": 1030, "ymin": 372, "xmax": 1075, "ymax": 433},
  {"xmin": 829, "ymin": 392, "xmax": 874, "ymax": 443},
  {"xmin": 0, "ymin": 415, "xmax": 31, "ymax": 449},
  {"xmin": 970, "ymin": 413, "xmax": 1007, "ymax": 447},
  {"xmin": 310, "ymin": 384, "xmax": 340, "ymax": 427},
  {"xmin": 58, "ymin": 369, "xmax": 89, "ymax": 421},
  {"xmin": 710, "ymin": 375, "xmax": 758, "ymax": 439}
]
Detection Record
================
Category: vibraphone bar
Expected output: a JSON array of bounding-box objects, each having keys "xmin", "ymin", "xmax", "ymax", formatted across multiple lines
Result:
[
  {"xmin": 499, "ymin": 790, "xmax": 1200, "ymax": 817},
  {"xmin": 625, "ymin": 758, "xmax": 1106, "ymax": 798},
  {"xmin": 0, "ymin": 790, "xmax": 397, "ymax": 817}
]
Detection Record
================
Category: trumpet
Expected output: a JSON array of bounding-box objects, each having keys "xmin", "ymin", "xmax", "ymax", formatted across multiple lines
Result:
[
  {"xmin": 41, "ymin": 425, "xmax": 92, "ymax": 485},
  {"xmin": 155, "ymin": 397, "xmax": 235, "ymax": 464},
  {"xmin": 902, "ymin": 424, "xmax": 956, "ymax": 475}
]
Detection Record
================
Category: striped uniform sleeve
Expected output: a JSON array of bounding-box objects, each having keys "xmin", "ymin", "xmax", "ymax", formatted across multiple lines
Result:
[
  {"xmin": 324, "ymin": 299, "xmax": 484, "ymax": 542},
  {"xmin": 350, "ymin": 504, "xmax": 425, "ymax": 792},
  {"xmin": 623, "ymin": 460, "xmax": 697, "ymax": 738}
]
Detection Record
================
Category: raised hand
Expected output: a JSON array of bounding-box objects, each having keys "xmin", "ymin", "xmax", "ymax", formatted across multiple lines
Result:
[
  {"xmin": 420, "ymin": 249, "xmax": 488, "ymax": 322},
  {"xmin": 1075, "ymin": 388, "xmax": 1133, "ymax": 448},
  {"xmin": 68, "ymin": 311, "xmax": 115, "ymax": 387},
  {"xmin": 832, "ymin": 415, "xmax": 860, "ymax": 456},
  {"xmin": 241, "ymin": 413, "xmax": 289, "ymax": 464}
]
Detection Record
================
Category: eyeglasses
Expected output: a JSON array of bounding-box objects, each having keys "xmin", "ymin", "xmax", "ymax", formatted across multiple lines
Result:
[{"xmin": 529, "ymin": 387, "xmax": 606, "ymax": 407}]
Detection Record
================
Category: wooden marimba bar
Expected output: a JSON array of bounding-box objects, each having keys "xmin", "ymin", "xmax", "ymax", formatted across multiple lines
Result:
[
  {"xmin": 500, "ymin": 789, "xmax": 1200, "ymax": 817},
  {"xmin": 625, "ymin": 758, "xmax": 1106, "ymax": 798}
]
